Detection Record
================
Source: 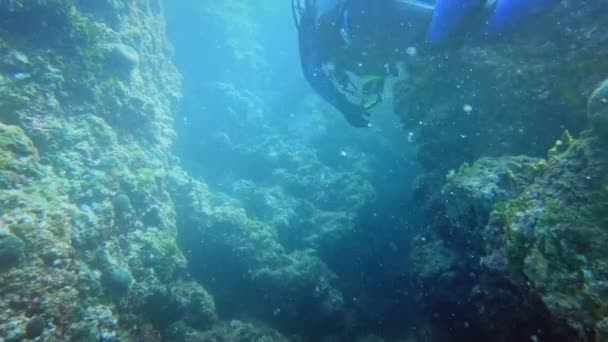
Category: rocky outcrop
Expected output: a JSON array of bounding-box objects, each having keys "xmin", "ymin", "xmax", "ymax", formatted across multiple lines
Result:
[
  {"xmin": 0, "ymin": 1, "xmax": 215, "ymax": 340},
  {"xmin": 397, "ymin": 3, "xmax": 608, "ymax": 339},
  {"xmin": 495, "ymin": 133, "xmax": 608, "ymax": 337},
  {"xmin": 411, "ymin": 126, "xmax": 608, "ymax": 340}
]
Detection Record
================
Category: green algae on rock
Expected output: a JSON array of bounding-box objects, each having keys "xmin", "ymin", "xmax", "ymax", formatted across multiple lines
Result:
[
  {"xmin": 497, "ymin": 135, "xmax": 608, "ymax": 327},
  {"xmin": 443, "ymin": 156, "xmax": 545, "ymax": 231},
  {"xmin": 112, "ymin": 192, "xmax": 132, "ymax": 216},
  {"xmin": 429, "ymin": 132, "xmax": 608, "ymax": 336},
  {"xmin": 0, "ymin": 1, "xmax": 201, "ymax": 340}
]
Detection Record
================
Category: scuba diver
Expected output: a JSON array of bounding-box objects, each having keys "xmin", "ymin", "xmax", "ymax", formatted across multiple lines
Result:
[{"xmin": 293, "ymin": 0, "xmax": 561, "ymax": 127}]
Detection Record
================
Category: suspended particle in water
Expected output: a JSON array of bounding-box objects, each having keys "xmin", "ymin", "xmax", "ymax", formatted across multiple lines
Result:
[
  {"xmin": 462, "ymin": 104, "xmax": 473, "ymax": 113},
  {"xmin": 406, "ymin": 46, "xmax": 417, "ymax": 56},
  {"xmin": 340, "ymin": 150, "xmax": 347, "ymax": 157},
  {"xmin": 407, "ymin": 131, "xmax": 414, "ymax": 142}
]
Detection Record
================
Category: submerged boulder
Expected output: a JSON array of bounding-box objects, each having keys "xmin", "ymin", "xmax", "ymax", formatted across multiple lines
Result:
[
  {"xmin": 0, "ymin": 234, "xmax": 25, "ymax": 270},
  {"xmin": 443, "ymin": 156, "xmax": 544, "ymax": 231},
  {"xmin": 25, "ymin": 316, "xmax": 46, "ymax": 339},
  {"xmin": 104, "ymin": 267, "xmax": 134, "ymax": 295},
  {"xmin": 104, "ymin": 43, "xmax": 140, "ymax": 78},
  {"xmin": 488, "ymin": 135, "xmax": 608, "ymax": 333}
]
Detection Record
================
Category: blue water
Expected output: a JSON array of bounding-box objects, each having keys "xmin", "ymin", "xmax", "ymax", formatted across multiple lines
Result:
[{"xmin": 165, "ymin": 1, "xmax": 425, "ymax": 339}]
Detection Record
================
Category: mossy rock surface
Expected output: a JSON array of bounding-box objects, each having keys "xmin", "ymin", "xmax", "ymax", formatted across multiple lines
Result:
[
  {"xmin": 0, "ymin": 122, "xmax": 37, "ymax": 158},
  {"xmin": 492, "ymin": 136, "xmax": 608, "ymax": 324}
]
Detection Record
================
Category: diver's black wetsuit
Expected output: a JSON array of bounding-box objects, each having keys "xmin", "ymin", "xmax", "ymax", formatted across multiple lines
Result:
[
  {"xmin": 295, "ymin": 0, "xmax": 561, "ymax": 127},
  {"xmin": 295, "ymin": 0, "xmax": 371, "ymax": 127},
  {"xmin": 294, "ymin": 0, "xmax": 431, "ymax": 127}
]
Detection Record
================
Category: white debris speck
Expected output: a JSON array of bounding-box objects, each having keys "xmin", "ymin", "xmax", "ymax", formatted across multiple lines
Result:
[
  {"xmin": 407, "ymin": 131, "xmax": 414, "ymax": 142},
  {"xmin": 11, "ymin": 72, "xmax": 31, "ymax": 81},
  {"xmin": 462, "ymin": 104, "xmax": 473, "ymax": 113},
  {"xmin": 340, "ymin": 151, "xmax": 347, "ymax": 157},
  {"xmin": 406, "ymin": 46, "xmax": 417, "ymax": 56}
]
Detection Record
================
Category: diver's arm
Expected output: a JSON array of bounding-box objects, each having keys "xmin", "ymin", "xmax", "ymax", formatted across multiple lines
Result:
[
  {"xmin": 301, "ymin": 61, "xmax": 370, "ymax": 127},
  {"xmin": 297, "ymin": 7, "xmax": 370, "ymax": 127}
]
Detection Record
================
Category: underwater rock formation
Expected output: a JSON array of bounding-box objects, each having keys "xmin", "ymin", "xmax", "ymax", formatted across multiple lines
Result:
[
  {"xmin": 443, "ymin": 156, "xmax": 544, "ymax": 231},
  {"xmin": 0, "ymin": 1, "xmax": 218, "ymax": 340},
  {"xmin": 393, "ymin": 4, "xmax": 608, "ymax": 338},
  {"xmin": 169, "ymin": 169, "xmax": 346, "ymax": 339},
  {"xmin": 495, "ymin": 133, "xmax": 608, "ymax": 337},
  {"xmin": 412, "ymin": 128, "xmax": 608, "ymax": 340},
  {"xmin": 167, "ymin": 319, "xmax": 290, "ymax": 342}
]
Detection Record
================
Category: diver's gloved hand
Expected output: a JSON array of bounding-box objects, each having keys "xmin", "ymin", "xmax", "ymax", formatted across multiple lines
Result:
[{"xmin": 343, "ymin": 110, "xmax": 371, "ymax": 128}]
